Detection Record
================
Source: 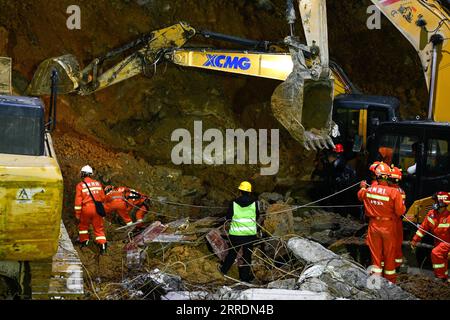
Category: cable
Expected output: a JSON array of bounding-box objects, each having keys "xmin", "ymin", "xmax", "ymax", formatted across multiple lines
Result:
[{"xmin": 259, "ymin": 180, "xmax": 362, "ymax": 217}]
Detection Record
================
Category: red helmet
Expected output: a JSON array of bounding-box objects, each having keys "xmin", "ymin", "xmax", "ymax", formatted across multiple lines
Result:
[
  {"xmin": 333, "ymin": 143, "xmax": 344, "ymax": 153},
  {"xmin": 390, "ymin": 166, "xmax": 403, "ymax": 181},
  {"xmin": 433, "ymin": 191, "xmax": 450, "ymax": 207},
  {"xmin": 369, "ymin": 161, "xmax": 381, "ymax": 174},
  {"xmin": 374, "ymin": 162, "xmax": 390, "ymax": 178}
]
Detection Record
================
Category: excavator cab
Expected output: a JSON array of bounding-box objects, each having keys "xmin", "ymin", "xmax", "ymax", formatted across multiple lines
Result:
[{"xmin": 370, "ymin": 121, "xmax": 450, "ymax": 209}]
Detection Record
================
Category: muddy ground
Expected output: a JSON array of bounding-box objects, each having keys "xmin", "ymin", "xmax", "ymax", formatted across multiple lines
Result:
[{"xmin": 0, "ymin": 0, "xmax": 446, "ymax": 299}]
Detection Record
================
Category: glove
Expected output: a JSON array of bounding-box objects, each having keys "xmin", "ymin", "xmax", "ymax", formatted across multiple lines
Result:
[
  {"xmin": 75, "ymin": 212, "xmax": 81, "ymax": 220},
  {"xmin": 410, "ymin": 242, "xmax": 417, "ymax": 253},
  {"xmin": 360, "ymin": 180, "xmax": 368, "ymax": 189}
]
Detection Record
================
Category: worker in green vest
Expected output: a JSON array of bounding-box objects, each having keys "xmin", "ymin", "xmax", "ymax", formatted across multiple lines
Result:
[{"xmin": 219, "ymin": 181, "xmax": 259, "ymax": 282}]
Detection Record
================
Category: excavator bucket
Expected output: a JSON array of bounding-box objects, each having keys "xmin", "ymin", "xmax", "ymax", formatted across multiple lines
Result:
[
  {"xmin": 272, "ymin": 0, "xmax": 335, "ymax": 150},
  {"xmin": 27, "ymin": 54, "xmax": 81, "ymax": 96},
  {"xmin": 271, "ymin": 74, "xmax": 335, "ymax": 150}
]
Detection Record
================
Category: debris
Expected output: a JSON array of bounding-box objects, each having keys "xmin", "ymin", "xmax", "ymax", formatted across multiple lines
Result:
[
  {"xmin": 267, "ymin": 278, "xmax": 297, "ymax": 290},
  {"xmin": 259, "ymin": 192, "xmax": 284, "ymax": 204},
  {"xmin": 147, "ymin": 268, "xmax": 184, "ymax": 292},
  {"xmin": 218, "ymin": 288, "xmax": 333, "ymax": 300},
  {"xmin": 206, "ymin": 229, "xmax": 228, "ymax": 261},
  {"xmin": 162, "ymin": 291, "xmax": 210, "ymax": 300},
  {"xmin": 124, "ymin": 221, "xmax": 167, "ymax": 249},
  {"xmin": 287, "ymin": 237, "xmax": 417, "ymax": 300},
  {"xmin": 152, "ymin": 234, "xmax": 197, "ymax": 243},
  {"xmin": 166, "ymin": 217, "xmax": 190, "ymax": 232},
  {"xmin": 263, "ymin": 203, "xmax": 294, "ymax": 236}
]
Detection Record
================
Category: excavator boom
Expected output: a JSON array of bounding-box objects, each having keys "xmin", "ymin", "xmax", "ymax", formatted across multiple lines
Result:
[
  {"xmin": 28, "ymin": 1, "xmax": 336, "ymax": 150},
  {"xmin": 370, "ymin": 0, "xmax": 450, "ymax": 122}
]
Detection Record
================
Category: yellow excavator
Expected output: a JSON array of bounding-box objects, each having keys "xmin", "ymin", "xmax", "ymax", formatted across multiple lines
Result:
[
  {"xmin": 367, "ymin": 0, "xmax": 450, "ymax": 222},
  {"xmin": 28, "ymin": 0, "xmax": 341, "ymax": 151},
  {"xmin": 0, "ymin": 58, "xmax": 83, "ymax": 299},
  {"xmin": 27, "ymin": 0, "xmax": 449, "ymax": 219}
]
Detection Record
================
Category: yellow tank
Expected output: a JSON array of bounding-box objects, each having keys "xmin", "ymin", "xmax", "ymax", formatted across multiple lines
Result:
[{"xmin": 0, "ymin": 152, "xmax": 63, "ymax": 261}]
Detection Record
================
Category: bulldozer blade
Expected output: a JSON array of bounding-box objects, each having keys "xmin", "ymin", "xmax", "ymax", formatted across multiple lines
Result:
[
  {"xmin": 27, "ymin": 54, "xmax": 81, "ymax": 96},
  {"xmin": 271, "ymin": 74, "xmax": 334, "ymax": 150}
]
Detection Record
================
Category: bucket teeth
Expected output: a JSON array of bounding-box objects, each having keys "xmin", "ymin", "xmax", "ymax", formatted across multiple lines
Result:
[{"xmin": 303, "ymin": 131, "xmax": 335, "ymax": 151}]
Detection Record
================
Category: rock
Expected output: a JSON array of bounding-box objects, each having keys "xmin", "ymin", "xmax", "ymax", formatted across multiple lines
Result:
[
  {"xmin": 267, "ymin": 278, "xmax": 297, "ymax": 290},
  {"xmin": 259, "ymin": 192, "xmax": 284, "ymax": 204},
  {"xmin": 288, "ymin": 237, "xmax": 417, "ymax": 300},
  {"xmin": 263, "ymin": 203, "xmax": 294, "ymax": 236},
  {"xmin": 310, "ymin": 230, "xmax": 335, "ymax": 246},
  {"xmin": 298, "ymin": 277, "xmax": 329, "ymax": 293}
]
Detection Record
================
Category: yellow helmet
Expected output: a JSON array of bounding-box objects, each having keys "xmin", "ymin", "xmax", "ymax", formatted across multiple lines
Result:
[{"xmin": 238, "ymin": 181, "xmax": 252, "ymax": 193}]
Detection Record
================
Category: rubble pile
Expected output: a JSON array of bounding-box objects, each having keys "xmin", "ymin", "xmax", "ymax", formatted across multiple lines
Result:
[
  {"xmin": 287, "ymin": 237, "xmax": 416, "ymax": 300},
  {"xmin": 293, "ymin": 210, "xmax": 366, "ymax": 246}
]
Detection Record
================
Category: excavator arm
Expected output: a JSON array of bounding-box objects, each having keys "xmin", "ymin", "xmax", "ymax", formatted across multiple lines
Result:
[
  {"xmin": 28, "ymin": 22, "xmax": 196, "ymax": 96},
  {"xmin": 370, "ymin": 0, "xmax": 450, "ymax": 122},
  {"xmin": 28, "ymin": 1, "xmax": 336, "ymax": 150}
]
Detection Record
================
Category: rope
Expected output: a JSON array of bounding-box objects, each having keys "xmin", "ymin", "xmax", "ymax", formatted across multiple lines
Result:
[
  {"xmin": 152, "ymin": 198, "xmax": 227, "ymax": 209},
  {"xmin": 112, "ymin": 180, "xmax": 362, "ymax": 230},
  {"xmin": 259, "ymin": 180, "xmax": 362, "ymax": 217}
]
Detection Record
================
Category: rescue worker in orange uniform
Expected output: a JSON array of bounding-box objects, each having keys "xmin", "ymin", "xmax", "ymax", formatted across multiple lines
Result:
[
  {"xmin": 127, "ymin": 189, "xmax": 151, "ymax": 227},
  {"xmin": 410, "ymin": 192, "xmax": 450, "ymax": 282},
  {"xmin": 369, "ymin": 161, "xmax": 381, "ymax": 187},
  {"xmin": 74, "ymin": 165, "xmax": 107, "ymax": 254},
  {"xmin": 388, "ymin": 166, "xmax": 406, "ymax": 268},
  {"xmin": 358, "ymin": 162, "xmax": 406, "ymax": 283},
  {"xmin": 104, "ymin": 185, "xmax": 134, "ymax": 226}
]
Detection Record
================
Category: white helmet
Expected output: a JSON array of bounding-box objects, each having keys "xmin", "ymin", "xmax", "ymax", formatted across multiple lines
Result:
[{"xmin": 81, "ymin": 165, "xmax": 93, "ymax": 175}]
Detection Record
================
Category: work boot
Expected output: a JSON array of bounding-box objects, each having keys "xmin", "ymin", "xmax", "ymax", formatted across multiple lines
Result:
[
  {"xmin": 99, "ymin": 243, "xmax": 108, "ymax": 255},
  {"xmin": 79, "ymin": 240, "xmax": 89, "ymax": 248}
]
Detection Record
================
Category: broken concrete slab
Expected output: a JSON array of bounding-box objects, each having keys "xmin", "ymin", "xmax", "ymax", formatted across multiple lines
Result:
[
  {"xmin": 287, "ymin": 237, "xmax": 417, "ymax": 300},
  {"xmin": 218, "ymin": 288, "xmax": 333, "ymax": 300},
  {"xmin": 267, "ymin": 278, "xmax": 297, "ymax": 290}
]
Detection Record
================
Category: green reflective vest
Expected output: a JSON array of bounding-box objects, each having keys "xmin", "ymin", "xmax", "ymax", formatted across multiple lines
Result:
[{"xmin": 229, "ymin": 202, "xmax": 257, "ymax": 236}]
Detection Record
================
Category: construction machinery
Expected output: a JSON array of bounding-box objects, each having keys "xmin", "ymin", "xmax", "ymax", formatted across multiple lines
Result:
[
  {"xmin": 367, "ymin": 0, "xmax": 450, "ymax": 217},
  {"xmin": 0, "ymin": 58, "xmax": 83, "ymax": 299},
  {"xmin": 27, "ymin": 1, "xmax": 352, "ymax": 151},
  {"xmin": 26, "ymin": 1, "xmax": 449, "ymax": 214}
]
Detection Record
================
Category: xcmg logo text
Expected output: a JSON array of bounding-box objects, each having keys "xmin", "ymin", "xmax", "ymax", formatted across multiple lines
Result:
[{"xmin": 203, "ymin": 54, "xmax": 251, "ymax": 70}]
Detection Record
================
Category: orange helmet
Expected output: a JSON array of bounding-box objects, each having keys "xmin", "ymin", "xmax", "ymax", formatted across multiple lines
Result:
[
  {"xmin": 373, "ymin": 162, "xmax": 390, "ymax": 178},
  {"xmin": 333, "ymin": 143, "xmax": 344, "ymax": 153},
  {"xmin": 390, "ymin": 166, "xmax": 403, "ymax": 181}
]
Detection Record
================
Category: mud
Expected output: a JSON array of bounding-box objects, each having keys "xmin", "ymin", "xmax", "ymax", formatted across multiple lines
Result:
[{"xmin": 0, "ymin": 0, "xmax": 439, "ymax": 299}]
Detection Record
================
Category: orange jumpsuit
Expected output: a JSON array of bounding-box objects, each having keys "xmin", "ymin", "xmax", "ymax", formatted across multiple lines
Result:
[
  {"xmin": 104, "ymin": 187, "xmax": 133, "ymax": 225},
  {"xmin": 74, "ymin": 177, "xmax": 106, "ymax": 244},
  {"xmin": 391, "ymin": 184, "xmax": 406, "ymax": 267},
  {"xmin": 358, "ymin": 181, "xmax": 406, "ymax": 283},
  {"xmin": 127, "ymin": 190, "xmax": 150, "ymax": 225},
  {"xmin": 411, "ymin": 208, "xmax": 450, "ymax": 280}
]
